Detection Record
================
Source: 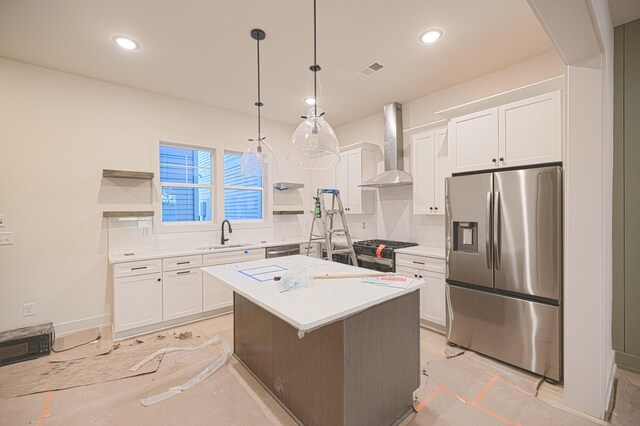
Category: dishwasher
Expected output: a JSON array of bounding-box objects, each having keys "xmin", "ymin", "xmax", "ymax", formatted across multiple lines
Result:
[{"xmin": 266, "ymin": 244, "xmax": 300, "ymax": 258}]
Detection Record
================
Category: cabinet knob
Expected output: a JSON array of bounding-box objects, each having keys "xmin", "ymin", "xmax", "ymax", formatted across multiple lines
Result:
[
  {"xmin": 419, "ymin": 275, "xmax": 423, "ymax": 279},
  {"xmin": 492, "ymin": 158, "xmax": 497, "ymax": 163},
  {"xmin": 414, "ymin": 274, "xmax": 418, "ymax": 278},
  {"xmin": 499, "ymin": 157, "xmax": 504, "ymax": 162},
  {"xmin": 157, "ymin": 278, "xmax": 161, "ymax": 282},
  {"xmin": 434, "ymin": 207, "xmax": 438, "ymax": 210}
]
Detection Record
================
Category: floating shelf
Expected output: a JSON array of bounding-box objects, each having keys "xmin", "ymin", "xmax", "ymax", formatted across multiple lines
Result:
[
  {"xmin": 273, "ymin": 182, "xmax": 304, "ymax": 191},
  {"xmin": 103, "ymin": 211, "xmax": 155, "ymax": 218},
  {"xmin": 273, "ymin": 210, "xmax": 305, "ymax": 215},
  {"xmin": 103, "ymin": 169, "xmax": 154, "ymax": 180}
]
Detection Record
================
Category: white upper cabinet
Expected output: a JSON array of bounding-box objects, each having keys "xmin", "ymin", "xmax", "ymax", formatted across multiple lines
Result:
[
  {"xmin": 411, "ymin": 126, "xmax": 448, "ymax": 215},
  {"xmin": 449, "ymin": 108, "xmax": 499, "ymax": 173},
  {"xmin": 446, "ymin": 89, "xmax": 562, "ymax": 174},
  {"xmin": 498, "ymin": 91, "xmax": 562, "ymax": 168},
  {"xmin": 330, "ymin": 143, "xmax": 376, "ymax": 214}
]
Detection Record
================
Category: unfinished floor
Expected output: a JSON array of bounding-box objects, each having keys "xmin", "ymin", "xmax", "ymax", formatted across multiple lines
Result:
[{"xmin": 0, "ymin": 314, "xmax": 629, "ymax": 425}]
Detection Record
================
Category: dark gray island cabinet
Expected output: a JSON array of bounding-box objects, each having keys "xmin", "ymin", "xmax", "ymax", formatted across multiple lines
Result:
[{"xmin": 203, "ymin": 255, "xmax": 423, "ymax": 426}]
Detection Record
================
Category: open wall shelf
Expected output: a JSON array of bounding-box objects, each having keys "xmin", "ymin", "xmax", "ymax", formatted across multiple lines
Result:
[{"xmin": 103, "ymin": 169, "xmax": 154, "ymax": 180}]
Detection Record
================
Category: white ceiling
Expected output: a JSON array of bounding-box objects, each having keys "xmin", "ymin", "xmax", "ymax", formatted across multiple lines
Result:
[
  {"xmin": 0, "ymin": 0, "xmax": 554, "ymax": 127},
  {"xmin": 609, "ymin": 0, "xmax": 640, "ymax": 26}
]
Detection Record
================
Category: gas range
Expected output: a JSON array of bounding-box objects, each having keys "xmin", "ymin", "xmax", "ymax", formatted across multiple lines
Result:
[{"xmin": 352, "ymin": 239, "xmax": 419, "ymax": 272}]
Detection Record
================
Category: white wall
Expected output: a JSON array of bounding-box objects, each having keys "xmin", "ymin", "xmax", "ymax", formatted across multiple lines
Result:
[
  {"xmin": 333, "ymin": 50, "xmax": 565, "ymax": 246},
  {"xmin": 0, "ymin": 58, "xmax": 309, "ymax": 333}
]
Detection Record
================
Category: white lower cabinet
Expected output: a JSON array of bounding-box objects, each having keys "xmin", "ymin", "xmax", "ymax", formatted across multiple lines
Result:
[
  {"xmin": 162, "ymin": 268, "xmax": 203, "ymax": 321},
  {"xmin": 202, "ymin": 248, "xmax": 265, "ymax": 311},
  {"xmin": 114, "ymin": 272, "xmax": 163, "ymax": 332},
  {"xmin": 396, "ymin": 253, "xmax": 446, "ymax": 330}
]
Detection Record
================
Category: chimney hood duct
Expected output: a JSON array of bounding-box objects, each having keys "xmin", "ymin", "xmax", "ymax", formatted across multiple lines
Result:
[{"xmin": 359, "ymin": 102, "xmax": 413, "ymax": 188}]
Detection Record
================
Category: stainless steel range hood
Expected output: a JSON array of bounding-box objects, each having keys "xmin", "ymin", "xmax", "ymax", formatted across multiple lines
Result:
[{"xmin": 359, "ymin": 102, "xmax": 412, "ymax": 188}]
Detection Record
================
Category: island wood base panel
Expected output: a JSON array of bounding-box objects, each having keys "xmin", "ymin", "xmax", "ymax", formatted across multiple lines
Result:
[{"xmin": 233, "ymin": 291, "xmax": 420, "ymax": 426}]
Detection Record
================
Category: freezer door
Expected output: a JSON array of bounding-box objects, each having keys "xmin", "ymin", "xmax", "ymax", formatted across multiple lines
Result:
[
  {"xmin": 493, "ymin": 167, "xmax": 562, "ymax": 301},
  {"xmin": 445, "ymin": 173, "xmax": 494, "ymax": 288},
  {"xmin": 446, "ymin": 285, "xmax": 561, "ymax": 381}
]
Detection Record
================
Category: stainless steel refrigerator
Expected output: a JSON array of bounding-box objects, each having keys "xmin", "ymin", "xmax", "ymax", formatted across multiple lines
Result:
[{"xmin": 445, "ymin": 166, "xmax": 562, "ymax": 381}]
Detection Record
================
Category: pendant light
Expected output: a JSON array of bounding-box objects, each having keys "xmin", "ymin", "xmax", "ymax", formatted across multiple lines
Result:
[
  {"xmin": 287, "ymin": 0, "xmax": 340, "ymax": 170},
  {"xmin": 241, "ymin": 29, "xmax": 278, "ymax": 177}
]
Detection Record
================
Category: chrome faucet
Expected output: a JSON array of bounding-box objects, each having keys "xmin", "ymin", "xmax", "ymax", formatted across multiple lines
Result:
[{"xmin": 221, "ymin": 220, "xmax": 232, "ymax": 245}]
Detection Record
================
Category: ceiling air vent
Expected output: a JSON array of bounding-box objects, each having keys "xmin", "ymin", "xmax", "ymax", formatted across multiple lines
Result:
[{"xmin": 358, "ymin": 62, "xmax": 384, "ymax": 76}]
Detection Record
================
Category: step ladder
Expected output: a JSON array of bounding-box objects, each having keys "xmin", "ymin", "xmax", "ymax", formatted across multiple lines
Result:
[{"xmin": 306, "ymin": 188, "xmax": 358, "ymax": 265}]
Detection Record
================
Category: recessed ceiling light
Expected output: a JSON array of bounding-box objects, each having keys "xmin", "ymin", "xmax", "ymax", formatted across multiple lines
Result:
[
  {"xmin": 419, "ymin": 29, "xmax": 443, "ymax": 44},
  {"xmin": 304, "ymin": 97, "xmax": 317, "ymax": 105},
  {"xmin": 112, "ymin": 35, "xmax": 140, "ymax": 50}
]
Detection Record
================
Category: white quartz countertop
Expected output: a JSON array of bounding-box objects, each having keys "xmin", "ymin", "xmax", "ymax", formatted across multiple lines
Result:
[
  {"xmin": 394, "ymin": 245, "xmax": 445, "ymax": 259},
  {"xmin": 108, "ymin": 237, "xmax": 312, "ymax": 263},
  {"xmin": 202, "ymin": 255, "xmax": 424, "ymax": 334}
]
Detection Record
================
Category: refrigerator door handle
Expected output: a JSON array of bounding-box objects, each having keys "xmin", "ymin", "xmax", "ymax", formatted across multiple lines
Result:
[
  {"xmin": 494, "ymin": 191, "xmax": 501, "ymax": 270},
  {"xmin": 486, "ymin": 191, "xmax": 493, "ymax": 269}
]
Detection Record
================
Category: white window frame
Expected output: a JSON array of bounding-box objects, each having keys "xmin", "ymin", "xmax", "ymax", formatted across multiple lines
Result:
[
  {"xmin": 153, "ymin": 137, "xmax": 218, "ymax": 233},
  {"xmin": 222, "ymin": 150, "xmax": 270, "ymax": 228}
]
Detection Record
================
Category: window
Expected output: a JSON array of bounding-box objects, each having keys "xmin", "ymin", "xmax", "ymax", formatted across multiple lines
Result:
[
  {"xmin": 160, "ymin": 144, "xmax": 213, "ymax": 223},
  {"xmin": 224, "ymin": 152, "xmax": 263, "ymax": 220}
]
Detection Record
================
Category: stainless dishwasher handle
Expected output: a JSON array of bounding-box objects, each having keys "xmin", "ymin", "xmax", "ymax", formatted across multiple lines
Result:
[
  {"xmin": 267, "ymin": 249, "xmax": 300, "ymax": 256},
  {"xmin": 486, "ymin": 191, "xmax": 493, "ymax": 269}
]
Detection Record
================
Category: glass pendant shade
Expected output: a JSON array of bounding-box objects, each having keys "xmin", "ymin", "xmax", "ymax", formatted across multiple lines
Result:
[
  {"xmin": 241, "ymin": 140, "xmax": 278, "ymax": 176},
  {"xmin": 288, "ymin": 108, "xmax": 340, "ymax": 169}
]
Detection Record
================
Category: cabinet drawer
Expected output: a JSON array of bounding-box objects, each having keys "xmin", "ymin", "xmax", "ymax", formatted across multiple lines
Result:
[
  {"xmin": 203, "ymin": 248, "xmax": 265, "ymax": 266},
  {"xmin": 163, "ymin": 254, "xmax": 202, "ymax": 272},
  {"xmin": 396, "ymin": 254, "xmax": 445, "ymax": 274},
  {"xmin": 113, "ymin": 259, "xmax": 162, "ymax": 278}
]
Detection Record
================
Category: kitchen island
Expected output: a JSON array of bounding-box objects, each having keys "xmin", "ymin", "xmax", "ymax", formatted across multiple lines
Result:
[{"xmin": 202, "ymin": 255, "xmax": 424, "ymax": 426}]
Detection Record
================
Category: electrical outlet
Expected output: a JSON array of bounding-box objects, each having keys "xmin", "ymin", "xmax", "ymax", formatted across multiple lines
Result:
[
  {"xmin": 23, "ymin": 303, "xmax": 35, "ymax": 317},
  {"xmin": 0, "ymin": 232, "xmax": 13, "ymax": 245},
  {"xmin": 0, "ymin": 214, "xmax": 4, "ymax": 227}
]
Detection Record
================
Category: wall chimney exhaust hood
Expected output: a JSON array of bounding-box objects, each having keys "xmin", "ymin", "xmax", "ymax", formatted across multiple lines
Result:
[{"xmin": 359, "ymin": 102, "xmax": 412, "ymax": 188}]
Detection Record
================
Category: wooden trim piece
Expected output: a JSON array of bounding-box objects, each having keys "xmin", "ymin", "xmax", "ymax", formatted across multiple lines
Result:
[
  {"xmin": 436, "ymin": 76, "xmax": 565, "ymax": 120},
  {"xmin": 102, "ymin": 169, "xmax": 154, "ymax": 179}
]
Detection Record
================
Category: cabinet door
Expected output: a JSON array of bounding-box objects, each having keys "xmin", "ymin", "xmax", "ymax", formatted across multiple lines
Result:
[
  {"xmin": 162, "ymin": 269, "xmax": 203, "ymax": 321},
  {"xmin": 499, "ymin": 91, "xmax": 562, "ymax": 168},
  {"xmin": 449, "ymin": 108, "xmax": 499, "ymax": 173},
  {"xmin": 433, "ymin": 127, "xmax": 449, "ymax": 214},
  {"xmin": 347, "ymin": 150, "xmax": 362, "ymax": 214},
  {"xmin": 412, "ymin": 131, "xmax": 436, "ymax": 214},
  {"xmin": 114, "ymin": 273, "xmax": 163, "ymax": 332},
  {"xmin": 420, "ymin": 271, "xmax": 446, "ymax": 326},
  {"xmin": 203, "ymin": 249, "xmax": 265, "ymax": 311},
  {"xmin": 336, "ymin": 152, "xmax": 349, "ymax": 209},
  {"xmin": 396, "ymin": 266, "xmax": 424, "ymax": 316}
]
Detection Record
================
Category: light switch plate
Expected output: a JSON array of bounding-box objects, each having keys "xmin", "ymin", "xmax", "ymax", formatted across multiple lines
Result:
[
  {"xmin": 0, "ymin": 232, "xmax": 14, "ymax": 245},
  {"xmin": 0, "ymin": 214, "xmax": 4, "ymax": 226}
]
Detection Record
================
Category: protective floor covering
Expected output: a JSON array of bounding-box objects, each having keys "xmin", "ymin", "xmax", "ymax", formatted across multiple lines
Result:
[
  {"xmin": 612, "ymin": 375, "xmax": 640, "ymax": 425},
  {"xmin": 0, "ymin": 337, "xmax": 163, "ymax": 399},
  {"xmin": 0, "ymin": 315, "xmax": 611, "ymax": 426},
  {"xmin": 408, "ymin": 351, "xmax": 598, "ymax": 426}
]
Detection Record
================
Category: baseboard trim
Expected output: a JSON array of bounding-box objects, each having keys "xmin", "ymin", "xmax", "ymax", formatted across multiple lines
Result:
[
  {"xmin": 604, "ymin": 352, "xmax": 616, "ymax": 420},
  {"xmin": 54, "ymin": 314, "xmax": 112, "ymax": 337}
]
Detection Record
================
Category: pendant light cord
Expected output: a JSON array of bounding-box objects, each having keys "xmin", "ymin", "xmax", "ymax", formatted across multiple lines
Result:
[
  {"xmin": 313, "ymin": 0, "xmax": 318, "ymax": 118},
  {"xmin": 256, "ymin": 34, "xmax": 262, "ymax": 141}
]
